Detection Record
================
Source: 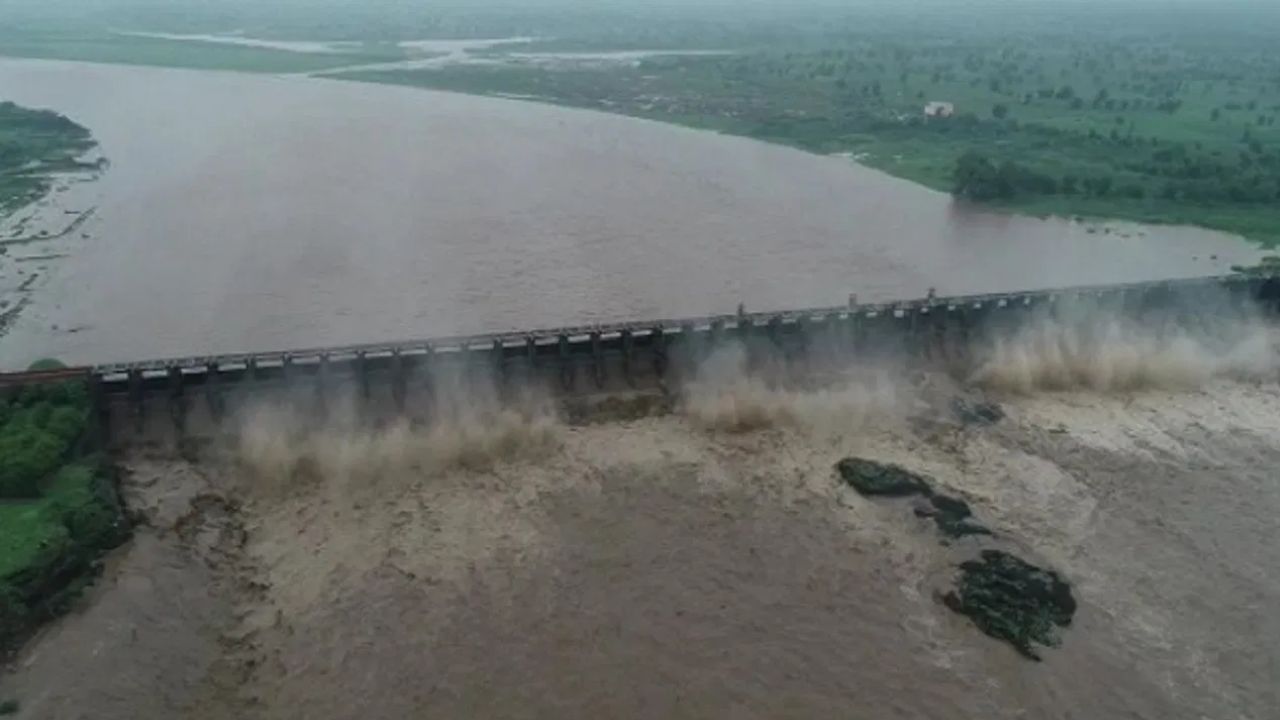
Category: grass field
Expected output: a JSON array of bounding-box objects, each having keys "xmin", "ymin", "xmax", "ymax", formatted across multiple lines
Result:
[
  {"xmin": 0, "ymin": 465, "xmax": 111, "ymax": 580},
  {"xmin": 0, "ymin": 30, "xmax": 403, "ymax": 74},
  {"xmin": 340, "ymin": 30, "xmax": 1280, "ymax": 246},
  {"xmin": 3, "ymin": 4, "xmax": 1278, "ymax": 245}
]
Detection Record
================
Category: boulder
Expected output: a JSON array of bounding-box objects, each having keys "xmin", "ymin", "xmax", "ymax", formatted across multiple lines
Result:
[
  {"xmin": 943, "ymin": 549, "xmax": 1077, "ymax": 660},
  {"xmin": 836, "ymin": 458, "xmax": 931, "ymax": 497}
]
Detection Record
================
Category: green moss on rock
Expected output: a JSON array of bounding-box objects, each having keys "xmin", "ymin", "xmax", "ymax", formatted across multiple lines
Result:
[
  {"xmin": 943, "ymin": 549, "xmax": 1077, "ymax": 660},
  {"xmin": 838, "ymin": 458, "xmax": 991, "ymax": 538},
  {"xmin": 836, "ymin": 458, "xmax": 932, "ymax": 496}
]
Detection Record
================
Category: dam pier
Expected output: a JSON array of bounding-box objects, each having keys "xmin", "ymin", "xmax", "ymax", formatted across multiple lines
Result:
[{"xmin": 2, "ymin": 273, "xmax": 1276, "ymax": 442}]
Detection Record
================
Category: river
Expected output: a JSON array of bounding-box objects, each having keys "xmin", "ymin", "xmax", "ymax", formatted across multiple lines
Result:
[
  {"xmin": 0, "ymin": 58, "xmax": 1265, "ymax": 369},
  {"xmin": 0, "ymin": 57, "xmax": 1276, "ymax": 720}
]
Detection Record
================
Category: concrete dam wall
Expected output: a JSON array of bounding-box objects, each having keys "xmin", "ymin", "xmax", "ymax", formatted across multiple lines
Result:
[{"xmin": 4, "ymin": 273, "xmax": 1278, "ymax": 443}]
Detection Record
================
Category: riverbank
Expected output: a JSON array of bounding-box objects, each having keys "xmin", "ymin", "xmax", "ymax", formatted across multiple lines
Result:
[
  {"xmin": 0, "ymin": 58, "xmax": 1264, "ymax": 370},
  {"xmin": 0, "ymin": 30, "xmax": 404, "ymax": 75},
  {"xmin": 334, "ymin": 59, "xmax": 1280, "ymax": 247},
  {"xmin": 0, "ymin": 376, "xmax": 130, "ymax": 661},
  {"xmin": 0, "ymin": 102, "xmax": 97, "ymax": 218},
  {"xmin": 2, "ymin": 5, "xmax": 1277, "ymax": 247}
]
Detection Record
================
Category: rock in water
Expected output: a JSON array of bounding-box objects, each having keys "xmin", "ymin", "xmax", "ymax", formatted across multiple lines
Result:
[
  {"xmin": 943, "ymin": 549, "xmax": 1077, "ymax": 660},
  {"xmin": 917, "ymin": 494, "xmax": 992, "ymax": 539},
  {"xmin": 952, "ymin": 397, "xmax": 1005, "ymax": 426},
  {"xmin": 836, "ymin": 458, "xmax": 932, "ymax": 497},
  {"xmin": 838, "ymin": 458, "xmax": 990, "ymax": 538}
]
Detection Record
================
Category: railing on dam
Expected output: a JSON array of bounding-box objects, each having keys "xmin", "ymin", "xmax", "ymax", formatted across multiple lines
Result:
[{"xmin": 1, "ymin": 272, "xmax": 1278, "ymax": 439}]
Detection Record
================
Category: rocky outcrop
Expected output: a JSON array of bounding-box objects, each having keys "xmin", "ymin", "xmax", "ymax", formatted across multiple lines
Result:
[
  {"xmin": 943, "ymin": 550, "xmax": 1076, "ymax": 661},
  {"xmin": 837, "ymin": 457, "xmax": 1076, "ymax": 659}
]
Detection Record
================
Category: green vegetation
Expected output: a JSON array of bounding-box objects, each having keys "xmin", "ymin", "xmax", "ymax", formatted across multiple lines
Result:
[
  {"xmin": 4, "ymin": 2, "xmax": 1278, "ymax": 242},
  {"xmin": 0, "ymin": 101, "xmax": 97, "ymax": 217},
  {"xmin": 329, "ymin": 4, "xmax": 1280, "ymax": 244},
  {"xmin": 25, "ymin": 358, "xmax": 67, "ymax": 372},
  {"xmin": 0, "ymin": 700, "xmax": 16, "ymax": 715},
  {"xmin": 0, "ymin": 374, "xmax": 128, "ymax": 654},
  {"xmin": 0, "ymin": 30, "xmax": 403, "ymax": 74}
]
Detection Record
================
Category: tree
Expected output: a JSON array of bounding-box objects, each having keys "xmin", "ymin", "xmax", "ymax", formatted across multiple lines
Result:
[
  {"xmin": 1084, "ymin": 176, "xmax": 1114, "ymax": 196},
  {"xmin": 954, "ymin": 152, "xmax": 1001, "ymax": 200},
  {"xmin": 992, "ymin": 103, "xmax": 1009, "ymax": 120},
  {"xmin": 1211, "ymin": 107, "xmax": 1221, "ymax": 121}
]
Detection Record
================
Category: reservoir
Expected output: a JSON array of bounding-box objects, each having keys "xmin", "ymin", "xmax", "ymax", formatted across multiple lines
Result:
[{"xmin": 0, "ymin": 58, "xmax": 1262, "ymax": 367}]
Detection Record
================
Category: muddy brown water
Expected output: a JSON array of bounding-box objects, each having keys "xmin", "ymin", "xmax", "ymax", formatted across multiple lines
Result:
[
  {"xmin": 0, "ymin": 58, "xmax": 1263, "ymax": 369},
  {"xmin": 0, "ymin": 58, "xmax": 1276, "ymax": 720},
  {"xmin": 4, "ymin": 374, "xmax": 1279, "ymax": 719}
]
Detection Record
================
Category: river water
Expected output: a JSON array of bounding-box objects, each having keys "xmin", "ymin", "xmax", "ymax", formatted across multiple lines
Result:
[
  {"xmin": 1, "ymin": 58, "xmax": 1277, "ymax": 720},
  {"xmin": 0, "ymin": 58, "xmax": 1263, "ymax": 368}
]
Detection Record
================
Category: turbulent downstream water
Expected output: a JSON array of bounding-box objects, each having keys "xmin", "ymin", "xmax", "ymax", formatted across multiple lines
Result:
[
  {"xmin": 0, "ymin": 59, "xmax": 1277, "ymax": 719},
  {"xmin": 6, "ymin": 340, "xmax": 1280, "ymax": 719},
  {"xmin": 0, "ymin": 57, "xmax": 1264, "ymax": 368}
]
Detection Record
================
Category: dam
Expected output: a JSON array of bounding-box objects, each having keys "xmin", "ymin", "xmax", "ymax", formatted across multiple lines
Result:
[{"xmin": 2, "ymin": 272, "xmax": 1276, "ymax": 442}]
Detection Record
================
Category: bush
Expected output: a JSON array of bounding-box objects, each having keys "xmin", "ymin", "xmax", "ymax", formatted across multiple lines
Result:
[
  {"xmin": 48, "ymin": 465, "xmax": 125, "ymax": 549},
  {"xmin": 0, "ymin": 423, "xmax": 66, "ymax": 498},
  {"xmin": 27, "ymin": 358, "xmax": 66, "ymax": 371},
  {"xmin": 0, "ymin": 384, "xmax": 89, "ymax": 499}
]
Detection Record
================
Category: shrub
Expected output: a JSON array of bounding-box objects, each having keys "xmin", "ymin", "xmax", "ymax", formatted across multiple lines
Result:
[
  {"xmin": 0, "ymin": 423, "xmax": 66, "ymax": 498},
  {"xmin": 27, "ymin": 358, "xmax": 66, "ymax": 371},
  {"xmin": 0, "ymin": 393, "xmax": 87, "ymax": 499},
  {"xmin": 48, "ymin": 465, "xmax": 125, "ymax": 549}
]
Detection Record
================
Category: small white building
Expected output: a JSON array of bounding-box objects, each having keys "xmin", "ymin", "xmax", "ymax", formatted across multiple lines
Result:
[{"xmin": 924, "ymin": 101, "xmax": 955, "ymax": 118}]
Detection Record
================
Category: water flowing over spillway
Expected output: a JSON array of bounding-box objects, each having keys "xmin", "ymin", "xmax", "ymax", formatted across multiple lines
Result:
[{"xmin": 0, "ymin": 58, "xmax": 1276, "ymax": 720}]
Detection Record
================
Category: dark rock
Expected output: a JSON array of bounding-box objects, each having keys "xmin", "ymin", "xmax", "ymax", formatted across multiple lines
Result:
[
  {"xmin": 839, "ymin": 458, "xmax": 992, "ymax": 538},
  {"xmin": 836, "ymin": 458, "xmax": 932, "ymax": 497},
  {"xmin": 928, "ymin": 493, "xmax": 971, "ymax": 518},
  {"xmin": 927, "ymin": 494, "xmax": 992, "ymax": 539},
  {"xmin": 943, "ymin": 549, "xmax": 1077, "ymax": 660},
  {"xmin": 910, "ymin": 498, "xmax": 938, "ymax": 517},
  {"xmin": 952, "ymin": 397, "xmax": 1005, "ymax": 426}
]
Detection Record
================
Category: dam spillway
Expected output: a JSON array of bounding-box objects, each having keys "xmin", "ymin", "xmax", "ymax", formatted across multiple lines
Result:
[{"xmin": 1, "ymin": 273, "xmax": 1276, "ymax": 442}]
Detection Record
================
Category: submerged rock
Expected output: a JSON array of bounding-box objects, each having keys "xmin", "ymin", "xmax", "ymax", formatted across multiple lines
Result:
[
  {"xmin": 952, "ymin": 397, "xmax": 1004, "ymax": 426},
  {"xmin": 838, "ymin": 458, "xmax": 990, "ymax": 538},
  {"xmin": 943, "ymin": 549, "xmax": 1077, "ymax": 660},
  {"xmin": 914, "ymin": 494, "xmax": 992, "ymax": 539},
  {"xmin": 836, "ymin": 458, "xmax": 931, "ymax": 497}
]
